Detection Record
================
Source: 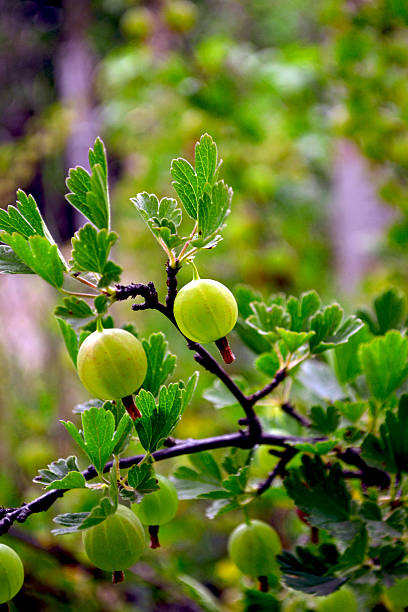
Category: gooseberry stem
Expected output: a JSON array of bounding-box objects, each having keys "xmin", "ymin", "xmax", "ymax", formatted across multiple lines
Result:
[
  {"xmin": 112, "ymin": 570, "xmax": 125, "ymax": 584},
  {"xmin": 96, "ymin": 317, "xmax": 104, "ymax": 332},
  {"xmin": 121, "ymin": 395, "xmax": 142, "ymax": 420},
  {"xmin": 215, "ymin": 336, "xmax": 235, "ymax": 364},
  {"xmin": 148, "ymin": 525, "xmax": 160, "ymax": 549},
  {"xmin": 189, "ymin": 259, "xmax": 200, "ymax": 280}
]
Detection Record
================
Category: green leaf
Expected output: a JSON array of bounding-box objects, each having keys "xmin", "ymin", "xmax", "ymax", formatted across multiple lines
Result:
[
  {"xmin": 197, "ymin": 180, "xmax": 232, "ymax": 240},
  {"xmin": 1, "ymin": 233, "xmax": 65, "ymax": 288},
  {"xmin": 51, "ymin": 512, "xmax": 91, "ymax": 535},
  {"xmin": 205, "ymin": 498, "xmax": 240, "ymax": 519},
  {"xmin": 65, "ymin": 137, "xmax": 110, "ymax": 230},
  {"xmin": 335, "ymin": 525, "xmax": 368, "ymax": 571},
  {"xmin": 180, "ymin": 371, "xmax": 199, "ymax": 410},
  {"xmin": 190, "ymin": 452, "xmax": 223, "ymax": 483},
  {"xmin": 135, "ymin": 384, "xmax": 184, "ymax": 452},
  {"xmin": 55, "ymin": 297, "xmax": 94, "ymax": 325},
  {"xmin": 310, "ymin": 405, "xmax": 340, "ymax": 434},
  {"xmin": 359, "ymin": 330, "xmax": 408, "ymax": 401},
  {"xmin": 255, "ymin": 350, "xmax": 280, "ymax": 378},
  {"xmin": 172, "ymin": 452, "xmax": 223, "ymax": 499},
  {"xmin": 297, "ymin": 360, "xmax": 344, "ymax": 403},
  {"xmin": 142, "ymin": 332, "xmax": 177, "ymax": 397},
  {"xmin": 278, "ymin": 547, "xmax": 346, "ymax": 595},
  {"xmin": 178, "ymin": 574, "xmax": 222, "ymax": 612},
  {"xmin": 247, "ymin": 301, "xmax": 290, "ymax": 342},
  {"xmin": 242, "ymin": 590, "xmax": 280, "ymax": 612},
  {"xmin": 309, "ymin": 304, "xmax": 363, "ymax": 354},
  {"xmin": 285, "ymin": 455, "xmax": 351, "ymax": 529},
  {"xmin": 203, "ymin": 377, "xmax": 248, "ymax": 409},
  {"xmin": 33, "ymin": 456, "xmax": 85, "ymax": 490},
  {"xmin": 195, "ymin": 133, "xmax": 218, "ymax": 192},
  {"xmin": 294, "ymin": 440, "xmax": 337, "ymax": 455},
  {"xmin": 70, "ymin": 223, "xmax": 121, "ymax": 287},
  {"xmin": 334, "ymin": 400, "xmax": 367, "ymax": 423},
  {"xmin": 287, "ymin": 290, "xmax": 322, "ymax": 331},
  {"xmin": 127, "ymin": 463, "xmax": 160, "ymax": 501},
  {"xmin": 171, "ymin": 157, "xmax": 199, "ymax": 219},
  {"xmin": 375, "ymin": 288, "xmax": 407, "ymax": 334},
  {"xmin": 333, "ymin": 325, "xmax": 373, "ymax": 385},
  {"xmin": 62, "ymin": 407, "xmax": 131, "ymax": 473},
  {"xmin": 57, "ymin": 318, "xmax": 78, "ymax": 367},
  {"xmin": 131, "ymin": 192, "xmax": 183, "ymax": 250},
  {"xmin": 362, "ymin": 395, "xmax": 408, "ymax": 473},
  {"xmin": 0, "ymin": 245, "xmax": 34, "ymax": 274},
  {"xmin": 276, "ymin": 327, "xmax": 315, "ymax": 352}
]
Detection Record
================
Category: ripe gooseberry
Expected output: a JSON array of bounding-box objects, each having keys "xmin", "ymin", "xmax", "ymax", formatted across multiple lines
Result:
[
  {"xmin": 132, "ymin": 474, "xmax": 178, "ymax": 548},
  {"xmin": 228, "ymin": 519, "xmax": 281, "ymax": 578},
  {"xmin": 173, "ymin": 262, "xmax": 237, "ymax": 361},
  {"xmin": 83, "ymin": 505, "xmax": 146, "ymax": 573},
  {"xmin": 0, "ymin": 544, "xmax": 24, "ymax": 604},
  {"xmin": 77, "ymin": 326, "xmax": 147, "ymax": 400}
]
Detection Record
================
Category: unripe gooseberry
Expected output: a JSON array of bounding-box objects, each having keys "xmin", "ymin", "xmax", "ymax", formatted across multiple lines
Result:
[
  {"xmin": 227, "ymin": 519, "xmax": 281, "ymax": 577},
  {"xmin": 174, "ymin": 264, "xmax": 238, "ymax": 344},
  {"xmin": 132, "ymin": 474, "xmax": 178, "ymax": 526},
  {"xmin": 77, "ymin": 327, "xmax": 147, "ymax": 400},
  {"xmin": 316, "ymin": 586, "xmax": 358, "ymax": 612},
  {"xmin": 83, "ymin": 505, "xmax": 146, "ymax": 572},
  {"xmin": 0, "ymin": 544, "xmax": 24, "ymax": 604}
]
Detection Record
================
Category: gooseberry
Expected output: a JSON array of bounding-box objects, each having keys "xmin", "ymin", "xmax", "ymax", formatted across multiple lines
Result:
[
  {"xmin": 316, "ymin": 586, "xmax": 358, "ymax": 612},
  {"xmin": 227, "ymin": 519, "xmax": 281, "ymax": 577},
  {"xmin": 174, "ymin": 265, "xmax": 238, "ymax": 345},
  {"xmin": 83, "ymin": 505, "xmax": 146, "ymax": 572},
  {"xmin": 132, "ymin": 474, "xmax": 178, "ymax": 548},
  {"xmin": 132, "ymin": 474, "xmax": 178, "ymax": 526},
  {"xmin": 77, "ymin": 328, "xmax": 147, "ymax": 400},
  {"xmin": 0, "ymin": 544, "xmax": 24, "ymax": 604}
]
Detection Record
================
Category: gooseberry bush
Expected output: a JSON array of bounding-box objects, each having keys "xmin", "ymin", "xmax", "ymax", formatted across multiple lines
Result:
[{"xmin": 1, "ymin": 135, "xmax": 408, "ymax": 610}]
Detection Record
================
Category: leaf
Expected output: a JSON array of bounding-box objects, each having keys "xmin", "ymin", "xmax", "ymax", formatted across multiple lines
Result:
[
  {"xmin": 178, "ymin": 574, "xmax": 222, "ymax": 612},
  {"xmin": 180, "ymin": 371, "xmax": 199, "ymax": 410},
  {"xmin": 334, "ymin": 400, "xmax": 367, "ymax": 423},
  {"xmin": 127, "ymin": 463, "xmax": 159, "ymax": 496},
  {"xmin": 333, "ymin": 325, "xmax": 373, "ymax": 385},
  {"xmin": 362, "ymin": 394, "xmax": 408, "ymax": 473},
  {"xmin": 203, "ymin": 377, "xmax": 248, "ymax": 409},
  {"xmin": 1, "ymin": 233, "xmax": 65, "ymax": 288},
  {"xmin": 0, "ymin": 245, "xmax": 34, "ymax": 274},
  {"xmin": 195, "ymin": 133, "xmax": 218, "ymax": 192},
  {"xmin": 135, "ymin": 384, "xmax": 184, "ymax": 452},
  {"xmin": 359, "ymin": 330, "xmax": 408, "ymax": 401},
  {"xmin": 34, "ymin": 456, "xmax": 85, "ymax": 490},
  {"xmin": 197, "ymin": 180, "xmax": 232, "ymax": 240},
  {"xmin": 62, "ymin": 407, "xmax": 132, "ymax": 473},
  {"xmin": 131, "ymin": 192, "xmax": 183, "ymax": 250},
  {"xmin": 242, "ymin": 590, "xmax": 280, "ymax": 612},
  {"xmin": 247, "ymin": 301, "xmax": 290, "ymax": 343},
  {"xmin": 57, "ymin": 318, "xmax": 78, "ymax": 367},
  {"xmin": 206, "ymin": 498, "xmax": 240, "ymax": 519},
  {"xmin": 51, "ymin": 512, "xmax": 91, "ymax": 535},
  {"xmin": 142, "ymin": 332, "xmax": 177, "ymax": 396},
  {"xmin": 171, "ymin": 158, "xmax": 199, "ymax": 219},
  {"xmin": 55, "ymin": 297, "xmax": 95, "ymax": 328},
  {"xmin": 294, "ymin": 440, "xmax": 337, "ymax": 455},
  {"xmin": 172, "ymin": 452, "xmax": 223, "ymax": 499},
  {"xmin": 73, "ymin": 398, "xmax": 104, "ymax": 415},
  {"xmin": 285, "ymin": 455, "xmax": 351, "ymax": 529},
  {"xmin": 190, "ymin": 452, "xmax": 223, "ymax": 483},
  {"xmin": 334, "ymin": 525, "xmax": 368, "ymax": 571},
  {"xmin": 276, "ymin": 327, "xmax": 315, "ymax": 352},
  {"xmin": 287, "ymin": 290, "xmax": 321, "ymax": 331},
  {"xmin": 375, "ymin": 288, "xmax": 407, "ymax": 333},
  {"xmin": 296, "ymin": 360, "xmax": 344, "ymax": 403},
  {"xmin": 255, "ymin": 351, "xmax": 280, "ymax": 378},
  {"xmin": 310, "ymin": 304, "xmax": 363, "ymax": 354},
  {"xmin": 70, "ymin": 223, "xmax": 121, "ymax": 287},
  {"xmin": 310, "ymin": 405, "xmax": 340, "ymax": 434},
  {"xmin": 278, "ymin": 545, "xmax": 346, "ymax": 595},
  {"xmin": 65, "ymin": 137, "xmax": 110, "ymax": 230}
]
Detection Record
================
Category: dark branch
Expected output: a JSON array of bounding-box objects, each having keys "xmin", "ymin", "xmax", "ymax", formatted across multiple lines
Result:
[
  {"xmin": 256, "ymin": 448, "xmax": 297, "ymax": 495},
  {"xmin": 281, "ymin": 402, "xmax": 311, "ymax": 428},
  {"xmin": 0, "ymin": 431, "xmax": 323, "ymax": 535}
]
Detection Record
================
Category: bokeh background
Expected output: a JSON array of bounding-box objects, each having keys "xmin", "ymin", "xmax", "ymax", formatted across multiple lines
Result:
[{"xmin": 1, "ymin": 0, "xmax": 408, "ymax": 610}]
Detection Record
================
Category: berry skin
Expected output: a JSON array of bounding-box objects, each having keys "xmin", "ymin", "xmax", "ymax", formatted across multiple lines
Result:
[
  {"xmin": 77, "ymin": 328, "xmax": 147, "ymax": 400},
  {"xmin": 0, "ymin": 544, "xmax": 24, "ymax": 604},
  {"xmin": 83, "ymin": 505, "xmax": 146, "ymax": 572},
  {"xmin": 228, "ymin": 520, "xmax": 281, "ymax": 577},
  {"xmin": 174, "ymin": 279, "xmax": 238, "ymax": 344},
  {"xmin": 132, "ymin": 474, "xmax": 178, "ymax": 526}
]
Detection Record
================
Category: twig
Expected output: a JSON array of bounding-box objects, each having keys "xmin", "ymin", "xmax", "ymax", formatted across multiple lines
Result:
[
  {"xmin": 257, "ymin": 448, "xmax": 297, "ymax": 495},
  {"xmin": 281, "ymin": 402, "xmax": 311, "ymax": 428}
]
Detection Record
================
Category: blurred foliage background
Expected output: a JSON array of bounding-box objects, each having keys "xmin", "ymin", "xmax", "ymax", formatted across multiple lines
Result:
[{"xmin": 1, "ymin": 0, "xmax": 408, "ymax": 610}]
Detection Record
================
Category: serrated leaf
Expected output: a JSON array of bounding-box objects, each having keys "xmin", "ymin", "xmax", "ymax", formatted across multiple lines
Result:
[
  {"xmin": 57, "ymin": 318, "xmax": 78, "ymax": 367},
  {"xmin": 190, "ymin": 452, "xmax": 223, "ymax": 483},
  {"xmin": 285, "ymin": 455, "xmax": 351, "ymax": 529},
  {"xmin": 55, "ymin": 297, "xmax": 94, "ymax": 325},
  {"xmin": 334, "ymin": 400, "xmax": 367, "ymax": 423},
  {"xmin": 70, "ymin": 223, "xmax": 121, "ymax": 287},
  {"xmin": 276, "ymin": 327, "xmax": 315, "ymax": 352},
  {"xmin": 334, "ymin": 525, "xmax": 368, "ymax": 571},
  {"xmin": 359, "ymin": 330, "xmax": 408, "ymax": 402},
  {"xmin": 255, "ymin": 351, "xmax": 280, "ymax": 378},
  {"xmin": 278, "ymin": 546, "xmax": 346, "ymax": 595},
  {"xmin": 247, "ymin": 301, "xmax": 290, "ymax": 342},
  {"xmin": 310, "ymin": 303, "xmax": 363, "ymax": 353},
  {"xmin": 287, "ymin": 290, "xmax": 322, "ymax": 331},
  {"xmin": 297, "ymin": 360, "xmax": 344, "ymax": 403},
  {"xmin": 1, "ymin": 233, "xmax": 65, "ymax": 288},
  {"xmin": 195, "ymin": 133, "xmax": 218, "ymax": 192},
  {"xmin": 310, "ymin": 405, "xmax": 340, "ymax": 434},
  {"xmin": 127, "ymin": 463, "xmax": 160, "ymax": 499},
  {"xmin": 0, "ymin": 245, "xmax": 34, "ymax": 274},
  {"xmin": 374, "ymin": 288, "xmax": 407, "ymax": 335},
  {"xmin": 51, "ymin": 512, "xmax": 90, "ymax": 535},
  {"xmin": 197, "ymin": 181, "xmax": 232, "ymax": 240},
  {"xmin": 142, "ymin": 332, "xmax": 177, "ymax": 397},
  {"xmin": 65, "ymin": 137, "xmax": 110, "ymax": 230},
  {"xmin": 294, "ymin": 440, "xmax": 337, "ymax": 455},
  {"xmin": 333, "ymin": 325, "xmax": 373, "ymax": 385},
  {"xmin": 34, "ymin": 456, "xmax": 84, "ymax": 489},
  {"xmin": 180, "ymin": 371, "xmax": 199, "ymax": 410},
  {"xmin": 135, "ymin": 384, "xmax": 184, "ymax": 452},
  {"xmin": 171, "ymin": 158, "xmax": 199, "ymax": 219},
  {"xmin": 131, "ymin": 192, "xmax": 183, "ymax": 250}
]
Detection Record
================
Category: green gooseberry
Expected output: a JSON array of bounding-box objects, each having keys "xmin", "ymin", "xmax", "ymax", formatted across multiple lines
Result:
[
  {"xmin": 174, "ymin": 264, "xmax": 238, "ymax": 344},
  {"xmin": 83, "ymin": 505, "xmax": 146, "ymax": 572},
  {"xmin": 228, "ymin": 519, "xmax": 281, "ymax": 577},
  {"xmin": 77, "ymin": 328, "xmax": 147, "ymax": 400},
  {"xmin": 0, "ymin": 544, "xmax": 24, "ymax": 604},
  {"xmin": 132, "ymin": 474, "xmax": 178, "ymax": 526}
]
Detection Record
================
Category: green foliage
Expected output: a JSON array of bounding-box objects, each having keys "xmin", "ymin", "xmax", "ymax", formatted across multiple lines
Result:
[
  {"xmin": 65, "ymin": 137, "xmax": 110, "ymax": 230},
  {"xmin": 142, "ymin": 332, "xmax": 177, "ymax": 396},
  {"xmin": 34, "ymin": 456, "xmax": 86, "ymax": 491},
  {"xmin": 70, "ymin": 224, "xmax": 122, "ymax": 287}
]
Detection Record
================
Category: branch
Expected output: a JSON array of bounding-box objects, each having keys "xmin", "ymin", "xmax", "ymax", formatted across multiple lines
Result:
[
  {"xmin": 256, "ymin": 447, "xmax": 297, "ymax": 495},
  {"xmin": 0, "ymin": 431, "xmax": 324, "ymax": 535}
]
